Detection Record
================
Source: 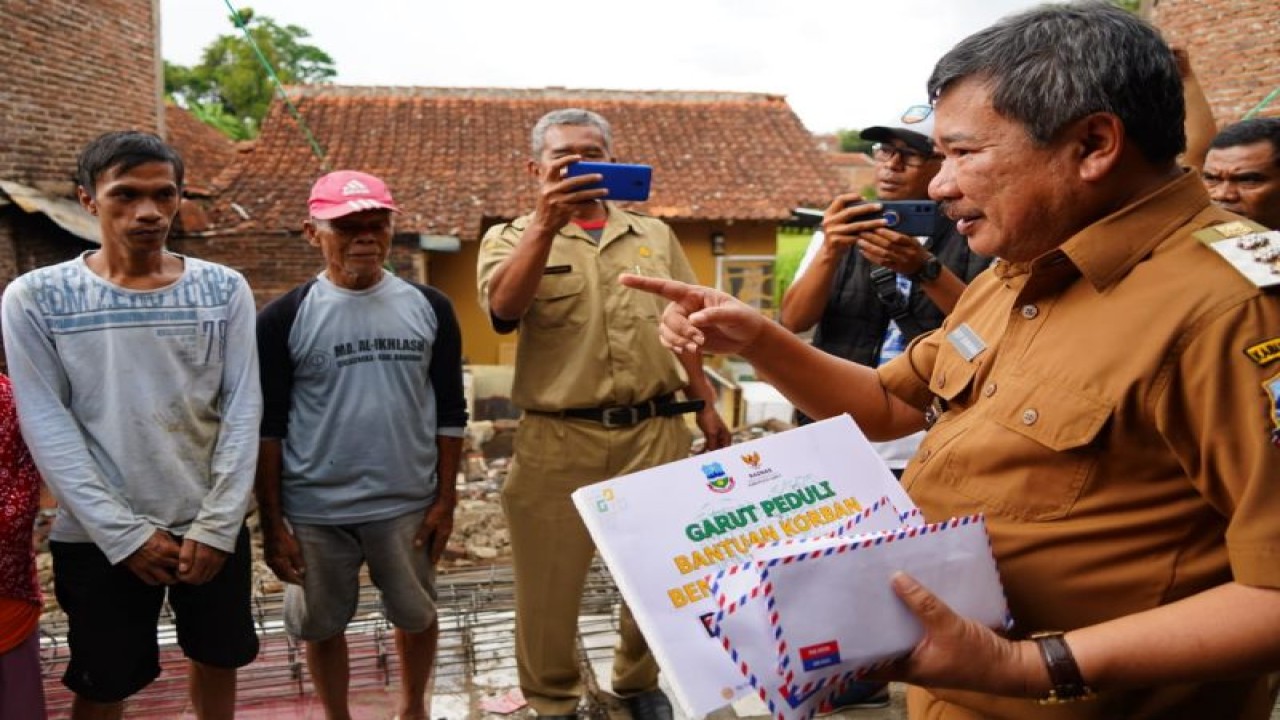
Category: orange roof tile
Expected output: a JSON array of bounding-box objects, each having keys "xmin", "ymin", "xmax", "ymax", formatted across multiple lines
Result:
[
  {"xmin": 829, "ymin": 152, "xmax": 875, "ymax": 168},
  {"xmin": 208, "ymin": 87, "xmax": 847, "ymax": 239},
  {"xmin": 164, "ymin": 104, "xmax": 238, "ymax": 197}
]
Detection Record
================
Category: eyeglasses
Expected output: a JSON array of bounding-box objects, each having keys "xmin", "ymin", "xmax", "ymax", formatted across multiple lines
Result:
[{"xmin": 871, "ymin": 142, "xmax": 940, "ymax": 168}]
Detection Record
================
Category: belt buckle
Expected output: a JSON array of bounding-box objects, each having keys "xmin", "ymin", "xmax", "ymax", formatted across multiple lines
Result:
[{"xmin": 601, "ymin": 405, "xmax": 639, "ymax": 428}]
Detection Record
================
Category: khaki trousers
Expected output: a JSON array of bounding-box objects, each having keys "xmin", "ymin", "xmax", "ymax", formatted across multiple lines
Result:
[{"xmin": 503, "ymin": 412, "xmax": 691, "ymax": 716}]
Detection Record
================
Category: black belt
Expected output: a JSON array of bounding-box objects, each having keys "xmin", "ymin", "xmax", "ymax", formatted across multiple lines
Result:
[{"xmin": 528, "ymin": 393, "xmax": 705, "ymax": 428}]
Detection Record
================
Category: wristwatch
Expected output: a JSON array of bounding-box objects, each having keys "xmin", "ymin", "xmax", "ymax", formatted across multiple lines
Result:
[
  {"xmin": 909, "ymin": 254, "xmax": 943, "ymax": 283},
  {"xmin": 1030, "ymin": 631, "xmax": 1095, "ymax": 704}
]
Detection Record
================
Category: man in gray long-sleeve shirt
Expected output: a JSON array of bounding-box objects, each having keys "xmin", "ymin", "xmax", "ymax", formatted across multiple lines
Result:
[{"xmin": 1, "ymin": 131, "xmax": 262, "ymax": 720}]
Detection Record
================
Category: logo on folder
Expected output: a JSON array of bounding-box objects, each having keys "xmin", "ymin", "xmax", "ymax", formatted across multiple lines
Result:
[
  {"xmin": 740, "ymin": 451, "xmax": 780, "ymax": 486},
  {"xmin": 701, "ymin": 462, "xmax": 735, "ymax": 493},
  {"xmin": 799, "ymin": 641, "xmax": 842, "ymax": 672}
]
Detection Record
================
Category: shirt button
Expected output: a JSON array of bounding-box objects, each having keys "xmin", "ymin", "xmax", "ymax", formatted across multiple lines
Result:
[
  {"xmin": 1021, "ymin": 304, "xmax": 1039, "ymax": 319},
  {"xmin": 983, "ymin": 382, "xmax": 997, "ymax": 397},
  {"xmin": 1021, "ymin": 408, "xmax": 1039, "ymax": 425},
  {"xmin": 918, "ymin": 448, "xmax": 931, "ymax": 461}
]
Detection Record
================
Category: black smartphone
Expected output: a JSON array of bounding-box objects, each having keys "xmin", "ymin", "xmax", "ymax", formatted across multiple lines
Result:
[{"xmin": 564, "ymin": 161, "xmax": 652, "ymax": 202}]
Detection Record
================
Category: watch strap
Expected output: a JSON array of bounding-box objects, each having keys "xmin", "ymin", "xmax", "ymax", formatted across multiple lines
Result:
[
  {"xmin": 1032, "ymin": 631, "xmax": 1094, "ymax": 704},
  {"xmin": 909, "ymin": 254, "xmax": 942, "ymax": 283}
]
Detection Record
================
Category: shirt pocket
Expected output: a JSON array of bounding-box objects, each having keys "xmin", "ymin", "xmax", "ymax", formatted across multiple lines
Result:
[
  {"xmin": 630, "ymin": 261, "xmax": 673, "ymax": 321},
  {"xmin": 930, "ymin": 346, "xmax": 979, "ymax": 405},
  {"xmin": 528, "ymin": 273, "xmax": 587, "ymax": 330},
  {"xmin": 940, "ymin": 373, "xmax": 1110, "ymax": 521}
]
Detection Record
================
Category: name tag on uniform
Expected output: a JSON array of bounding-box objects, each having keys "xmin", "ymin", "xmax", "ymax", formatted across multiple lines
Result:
[
  {"xmin": 544, "ymin": 264, "xmax": 572, "ymax": 275},
  {"xmin": 947, "ymin": 323, "xmax": 987, "ymax": 362}
]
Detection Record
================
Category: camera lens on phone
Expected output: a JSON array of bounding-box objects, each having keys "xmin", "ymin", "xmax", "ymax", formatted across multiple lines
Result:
[{"xmin": 882, "ymin": 210, "xmax": 901, "ymax": 227}]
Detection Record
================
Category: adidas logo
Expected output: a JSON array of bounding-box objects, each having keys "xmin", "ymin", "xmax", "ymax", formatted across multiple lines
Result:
[{"xmin": 341, "ymin": 179, "xmax": 371, "ymax": 196}]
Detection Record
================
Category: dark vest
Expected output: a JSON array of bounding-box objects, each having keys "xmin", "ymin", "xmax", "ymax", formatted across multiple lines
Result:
[{"xmin": 812, "ymin": 217, "xmax": 990, "ymax": 367}]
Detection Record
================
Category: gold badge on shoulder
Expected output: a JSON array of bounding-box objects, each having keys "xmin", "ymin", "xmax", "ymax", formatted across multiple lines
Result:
[{"xmin": 1204, "ymin": 229, "xmax": 1280, "ymax": 288}]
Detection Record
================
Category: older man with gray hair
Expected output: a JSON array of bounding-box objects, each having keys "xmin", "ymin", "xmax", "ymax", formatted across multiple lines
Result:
[
  {"xmin": 621, "ymin": 3, "xmax": 1280, "ymax": 718},
  {"xmin": 477, "ymin": 109, "xmax": 730, "ymax": 719}
]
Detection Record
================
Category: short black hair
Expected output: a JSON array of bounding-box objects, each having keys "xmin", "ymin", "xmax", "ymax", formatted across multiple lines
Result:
[
  {"xmin": 1210, "ymin": 118, "xmax": 1280, "ymax": 166},
  {"xmin": 76, "ymin": 131, "xmax": 185, "ymax": 196}
]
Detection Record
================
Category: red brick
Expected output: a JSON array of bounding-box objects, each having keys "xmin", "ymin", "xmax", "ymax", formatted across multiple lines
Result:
[{"xmin": 1154, "ymin": 0, "xmax": 1280, "ymax": 123}]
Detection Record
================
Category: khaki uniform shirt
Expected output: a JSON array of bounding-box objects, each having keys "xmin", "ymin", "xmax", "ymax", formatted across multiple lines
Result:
[
  {"xmin": 477, "ymin": 204, "xmax": 695, "ymax": 411},
  {"xmin": 879, "ymin": 172, "xmax": 1280, "ymax": 719}
]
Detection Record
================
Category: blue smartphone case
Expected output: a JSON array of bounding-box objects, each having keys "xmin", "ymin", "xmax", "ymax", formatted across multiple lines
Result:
[
  {"xmin": 565, "ymin": 162, "xmax": 652, "ymax": 202},
  {"xmin": 875, "ymin": 200, "xmax": 939, "ymax": 237}
]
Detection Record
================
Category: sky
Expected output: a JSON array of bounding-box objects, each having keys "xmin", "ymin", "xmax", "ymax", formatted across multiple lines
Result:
[{"xmin": 159, "ymin": 0, "xmax": 1045, "ymax": 135}]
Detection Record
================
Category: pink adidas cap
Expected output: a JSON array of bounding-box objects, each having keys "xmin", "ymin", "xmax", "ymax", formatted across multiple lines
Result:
[{"xmin": 307, "ymin": 170, "xmax": 401, "ymax": 220}]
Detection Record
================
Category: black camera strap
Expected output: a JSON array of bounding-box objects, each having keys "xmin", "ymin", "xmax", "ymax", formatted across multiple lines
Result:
[{"xmin": 869, "ymin": 265, "xmax": 927, "ymax": 338}]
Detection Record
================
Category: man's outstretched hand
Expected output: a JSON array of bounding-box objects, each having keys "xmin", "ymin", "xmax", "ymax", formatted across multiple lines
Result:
[{"xmin": 619, "ymin": 274, "xmax": 768, "ymax": 356}]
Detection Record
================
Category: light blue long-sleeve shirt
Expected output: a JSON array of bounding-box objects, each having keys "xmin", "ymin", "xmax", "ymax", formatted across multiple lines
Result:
[{"xmin": 1, "ymin": 253, "xmax": 262, "ymax": 564}]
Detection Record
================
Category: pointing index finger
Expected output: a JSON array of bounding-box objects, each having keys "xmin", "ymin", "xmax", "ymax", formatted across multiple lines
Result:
[{"xmin": 619, "ymin": 272, "xmax": 688, "ymax": 301}]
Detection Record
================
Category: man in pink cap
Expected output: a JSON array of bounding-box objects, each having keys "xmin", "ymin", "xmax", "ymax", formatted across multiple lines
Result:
[{"xmin": 256, "ymin": 170, "xmax": 468, "ymax": 720}]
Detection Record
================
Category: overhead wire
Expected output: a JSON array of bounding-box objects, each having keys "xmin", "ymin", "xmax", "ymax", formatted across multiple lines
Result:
[
  {"xmin": 1242, "ymin": 87, "xmax": 1279, "ymax": 120},
  {"xmin": 221, "ymin": 0, "xmax": 330, "ymax": 169}
]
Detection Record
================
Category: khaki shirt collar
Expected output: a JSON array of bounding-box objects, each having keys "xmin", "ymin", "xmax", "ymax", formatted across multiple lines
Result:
[
  {"xmin": 989, "ymin": 171, "xmax": 1211, "ymax": 290},
  {"xmin": 1059, "ymin": 170, "xmax": 1211, "ymax": 292}
]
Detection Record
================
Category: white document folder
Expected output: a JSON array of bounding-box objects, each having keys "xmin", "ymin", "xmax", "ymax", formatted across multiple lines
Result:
[{"xmin": 571, "ymin": 415, "xmax": 915, "ymax": 717}]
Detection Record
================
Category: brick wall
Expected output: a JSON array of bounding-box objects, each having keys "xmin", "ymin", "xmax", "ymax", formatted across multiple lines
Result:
[
  {"xmin": 0, "ymin": 0, "xmax": 162, "ymax": 311},
  {"xmin": 168, "ymin": 233, "xmax": 426, "ymax": 308},
  {"xmin": 0, "ymin": 0, "xmax": 162, "ymax": 192},
  {"xmin": 1154, "ymin": 0, "xmax": 1280, "ymax": 124}
]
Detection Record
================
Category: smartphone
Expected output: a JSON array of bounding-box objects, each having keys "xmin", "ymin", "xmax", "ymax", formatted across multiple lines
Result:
[
  {"xmin": 564, "ymin": 161, "xmax": 652, "ymax": 202},
  {"xmin": 868, "ymin": 200, "xmax": 940, "ymax": 237}
]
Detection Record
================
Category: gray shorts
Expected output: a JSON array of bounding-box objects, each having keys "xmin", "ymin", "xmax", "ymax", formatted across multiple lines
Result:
[{"xmin": 284, "ymin": 510, "xmax": 438, "ymax": 641}]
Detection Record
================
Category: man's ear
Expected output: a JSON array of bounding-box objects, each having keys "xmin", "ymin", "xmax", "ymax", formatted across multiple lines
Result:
[
  {"xmin": 526, "ymin": 159, "xmax": 541, "ymax": 179},
  {"xmin": 77, "ymin": 186, "xmax": 97, "ymax": 215},
  {"xmin": 303, "ymin": 218, "xmax": 320, "ymax": 247},
  {"xmin": 1073, "ymin": 112, "xmax": 1125, "ymax": 183}
]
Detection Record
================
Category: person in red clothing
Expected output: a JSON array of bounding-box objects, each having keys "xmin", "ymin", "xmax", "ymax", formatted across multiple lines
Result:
[{"xmin": 0, "ymin": 372, "xmax": 47, "ymax": 720}]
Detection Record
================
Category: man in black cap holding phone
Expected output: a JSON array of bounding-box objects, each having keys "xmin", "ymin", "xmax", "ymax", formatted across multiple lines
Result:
[{"xmin": 780, "ymin": 107, "xmax": 989, "ymax": 713}]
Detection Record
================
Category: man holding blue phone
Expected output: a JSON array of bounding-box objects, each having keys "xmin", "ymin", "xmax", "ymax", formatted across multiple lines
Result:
[
  {"xmin": 782, "ymin": 106, "xmax": 989, "ymax": 435},
  {"xmin": 477, "ymin": 108, "xmax": 730, "ymax": 720}
]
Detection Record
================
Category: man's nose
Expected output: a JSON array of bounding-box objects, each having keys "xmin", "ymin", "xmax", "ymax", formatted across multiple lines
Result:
[
  {"xmin": 929, "ymin": 160, "xmax": 957, "ymax": 201},
  {"xmin": 135, "ymin": 197, "xmax": 163, "ymax": 220},
  {"xmin": 1208, "ymin": 181, "xmax": 1238, "ymax": 203}
]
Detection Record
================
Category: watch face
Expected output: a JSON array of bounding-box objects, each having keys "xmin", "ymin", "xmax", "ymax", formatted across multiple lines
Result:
[{"xmin": 919, "ymin": 257, "xmax": 942, "ymax": 281}]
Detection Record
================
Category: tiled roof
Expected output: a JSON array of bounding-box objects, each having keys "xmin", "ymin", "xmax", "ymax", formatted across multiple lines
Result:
[
  {"xmin": 164, "ymin": 104, "xmax": 238, "ymax": 196},
  {"xmin": 829, "ymin": 152, "xmax": 875, "ymax": 168},
  {"xmin": 207, "ymin": 87, "xmax": 847, "ymax": 239}
]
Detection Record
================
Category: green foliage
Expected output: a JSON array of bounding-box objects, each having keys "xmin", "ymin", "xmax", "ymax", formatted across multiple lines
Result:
[
  {"xmin": 773, "ymin": 232, "xmax": 815, "ymax": 309},
  {"xmin": 165, "ymin": 7, "xmax": 336, "ymax": 139},
  {"xmin": 183, "ymin": 98, "xmax": 255, "ymax": 141},
  {"xmin": 836, "ymin": 129, "xmax": 873, "ymax": 154},
  {"xmin": 1111, "ymin": 0, "xmax": 1141, "ymax": 12}
]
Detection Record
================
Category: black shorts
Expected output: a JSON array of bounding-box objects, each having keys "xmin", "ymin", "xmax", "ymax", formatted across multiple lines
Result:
[{"xmin": 51, "ymin": 526, "xmax": 259, "ymax": 702}]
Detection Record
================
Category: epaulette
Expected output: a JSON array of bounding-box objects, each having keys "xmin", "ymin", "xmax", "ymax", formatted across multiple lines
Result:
[
  {"xmin": 1197, "ymin": 220, "xmax": 1280, "ymax": 289},
  {"xmin": 1192, "ymin": 219, "xmax": 1268, "ymax": 243}
]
